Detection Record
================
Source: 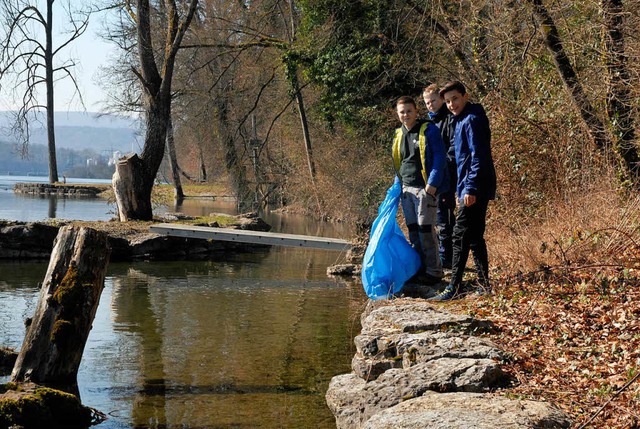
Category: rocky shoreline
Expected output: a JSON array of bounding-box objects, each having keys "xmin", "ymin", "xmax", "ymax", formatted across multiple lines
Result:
[
  {"xmin": 325, "ymin": 298, "xmax": 572, "ymax": 428},
  {"xmin": 2, "ymin": 212, "xmax": 573, "ymax": 428},
  {"xmin": 0, "ymin": 213, "xmax": 271, "ymax": 262},
  {"xmin": 13, "ymin": 183, "xmax": 110, "ymax": 197}
]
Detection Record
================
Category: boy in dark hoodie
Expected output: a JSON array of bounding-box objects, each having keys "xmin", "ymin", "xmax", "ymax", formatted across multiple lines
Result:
[
  {"xmin": 423, "ymin": 84, "xmax": 456, "ymax": 269},
  {"xmin": 430, "ymin": 81, "xmax": 497, "ymax": 301},
  {"xmin": 392, "ymin": 95, "xmax": 449, "ymax": 285}
]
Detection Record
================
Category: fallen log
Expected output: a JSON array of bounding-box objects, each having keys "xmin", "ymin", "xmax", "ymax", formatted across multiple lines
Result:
[{"xmin": 11, "ymin": 226, "xmax": 111, "ymax": 386}]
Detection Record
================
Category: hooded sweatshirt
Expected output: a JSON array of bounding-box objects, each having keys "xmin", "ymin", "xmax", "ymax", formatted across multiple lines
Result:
[{"xmin": 450, "ymin": 103, "xmax": 496, "ymax": 201}]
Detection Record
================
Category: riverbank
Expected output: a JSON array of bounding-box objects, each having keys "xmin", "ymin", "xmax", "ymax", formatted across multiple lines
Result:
[{"xmin": 0, "ymin": 213, "xmax": 271, "ymax": 261}]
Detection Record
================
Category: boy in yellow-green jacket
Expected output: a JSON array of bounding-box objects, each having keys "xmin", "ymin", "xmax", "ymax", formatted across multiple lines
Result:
[{"xmin": 392, "ymin": 95, "xmax": 450, "ymax": 284}]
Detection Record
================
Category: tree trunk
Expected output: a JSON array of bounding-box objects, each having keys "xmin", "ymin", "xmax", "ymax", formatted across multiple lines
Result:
[
  {"xmin": 199, "ymin": 145, "xmax": 207, "ymax": 182},
  {"xmin": 527, "ymin": 0, "xmax": 610, "ymax": 150},
  {"xmin": 294, "ymin": 87, "xmax": 317, "ymax": 184},
  {"xmin": 45, "ymin": 0, "xmax": 59, "ymax": 184},
  {"xmin": 111, "ymin": 0, "xmax": 197, "ymax": 221},
  {"xmin": 601, "ymin": 0, "xmax": 640, "ymax": 184},
  {"xmin": 113, "ymin": 153, "xmax": 153, "ymax": 221},
  {"xmin": 166, "ymin": 114, "xmax": 184, "ymax": 200},
  {"xmin": 215, "ymin": 96, "xmax": 251, "ymax": 211},
  {"xmin": 11, "ymin": 226, "xmax": 111, "ymax": 386}
]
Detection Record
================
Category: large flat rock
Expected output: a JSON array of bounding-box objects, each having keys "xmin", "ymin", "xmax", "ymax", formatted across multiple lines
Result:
[
  {"xmin": 363, "ymin": 391, "xmax": 572, "ymax": 429},
  {"xmin": 360, "ymin": 300, "xmax": 493, "ymax": 336},
  {"xmin": 352, "ymin": 331, "xmax": 504, "ymax": 381},
  {"xmin": 326, "ymin": 357, "xmax": 508, "ymax": 429},
  {"xmin": 0, "ymin": 217, "xmax": 270, "ymax": 261}
]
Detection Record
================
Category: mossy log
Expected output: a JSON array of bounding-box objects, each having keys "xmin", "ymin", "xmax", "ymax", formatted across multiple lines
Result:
[{"xmin": 11, "ymin": 226, "xmax": 111, "ymax": 385}]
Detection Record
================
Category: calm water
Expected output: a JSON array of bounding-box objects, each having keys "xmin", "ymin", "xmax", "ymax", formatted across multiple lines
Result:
[
  {"xmin": 0, "ymin": 175, "xmax": 365, "ymax": 428},
  {"xmin": 0, "ymin": 175, "xmax": 117, "ymax": 221},
  {"xmin": 0, "ymin": 175, "xmax": 354, "ymax": 239}
]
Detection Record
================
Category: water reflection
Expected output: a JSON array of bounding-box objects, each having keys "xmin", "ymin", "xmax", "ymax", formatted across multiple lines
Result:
[
  {"xmin": 0, "ymin": 175, "xmax": 364, "ymax": 428},
  {"xmin": 1, "ymin": 249, "xmax": 367, "ymax": 429},
  {"xmin": 48, "ymin": 196, "xmax": 57, "ymax": 219}
]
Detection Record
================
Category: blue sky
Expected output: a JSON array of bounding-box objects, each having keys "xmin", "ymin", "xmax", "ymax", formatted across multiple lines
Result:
[
  {"xmin": 0, "ymin": 2, "xmax": 116, "ymax": 113},
  {"xmin": 56, "ymin": 11, "xmax": 116, "ymax": 113}
]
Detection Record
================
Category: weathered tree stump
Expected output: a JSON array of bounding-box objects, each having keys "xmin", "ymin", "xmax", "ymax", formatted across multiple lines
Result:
[
  {"xmin": 11, "ymin": 226, "xmax": 111, "ymax": 386},
  {"xmin": 112, "ymin": 153, "xmax": 153, "ymax": 221}
]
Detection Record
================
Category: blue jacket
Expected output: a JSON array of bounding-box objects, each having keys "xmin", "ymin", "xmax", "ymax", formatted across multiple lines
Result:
[
  {"xmin": 428, "ymin": 106, "xmax": 455, "ymax": 163},
  {"xmin": 392, "ymin": 120, "xmax": 449, "ymax": 194},
  {"xmin": 450, "ymin": 103, "xmax": 496, "ymax": 201}
]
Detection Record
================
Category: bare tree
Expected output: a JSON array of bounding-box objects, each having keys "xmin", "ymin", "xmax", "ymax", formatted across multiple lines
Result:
[
  {"xmin": 526, "ymin": 0, "xmax": 639, "ymax": 186},
  {"xmin": 0, "ymin": 0, "xmax": 90, "ymax": 184},
  {"xmin": 601, "ymin": 0, "xmax": 639, "ymax": 183},
  {"xmin": 112, "ymin": 0, "xmax": 198, "ymax": 221},
  {"xmin": 165, "ymin": 112, "xmax": 184, "ymax": 200},
  {"xmin": 176, "ymin": 0, "xmax": 319, "ymax": 210}
]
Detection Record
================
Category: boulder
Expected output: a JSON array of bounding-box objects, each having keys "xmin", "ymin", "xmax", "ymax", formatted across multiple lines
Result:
[
  {"xmin": 352, "ymin": 331, "xmax": 504, "ymax": 381},
  {"xmin": 0, "ymin": 222, "xmax": 59, "ymax": 259},
  {"xmin": 363, "ymin": 391, "xmax": 572, "ymax": 429},
  {"xmin": 360, "ymin": 300, "xmax": 494, "ymax": 336},
  {"xmin": 326, "ymin": 358, "xmax": 508, "ymax": 429},
  {"xmin": 0, "ymin": 347, "xmax": 18, "ymax": 376},
  {"xmin": 326, "ymin": 297, "xmax": 571, "ymax": 428}
]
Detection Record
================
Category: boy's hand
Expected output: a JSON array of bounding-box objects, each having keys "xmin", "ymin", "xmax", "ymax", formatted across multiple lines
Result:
[
  {"xmin": 425, "ymin": 184, "xmax": 437, "ymax": 196},
  {"xmin": 463, "ymin": 194, "xmax": 476, "ymax": 207}
]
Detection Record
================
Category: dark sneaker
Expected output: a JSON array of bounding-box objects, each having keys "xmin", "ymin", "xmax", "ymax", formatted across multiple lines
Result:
[
  {"xmin": 428, "ymin": 284, "xmax": 459, "ymax": 301},
  {"xmin": 472, "ymin": 283, "xmax": 492, "ymax": 297}
]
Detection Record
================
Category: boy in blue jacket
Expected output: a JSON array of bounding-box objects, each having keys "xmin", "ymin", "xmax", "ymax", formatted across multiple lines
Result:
[
  {"xmin": 392, "ymin": 95, "xmax": 449, "ymax": 285},
  {"xmin": 423, "ymin": 84, "xmax": 456, "ymax": 269},
  {"xmin": 430, "ymin": 82, "xmax": 496, "ymax": 301}
]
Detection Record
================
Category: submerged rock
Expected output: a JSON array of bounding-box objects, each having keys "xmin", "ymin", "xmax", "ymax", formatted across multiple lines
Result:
[
  {"xmin": 327, "ymin": 264, "xmax": 361, "ymax": 276},
  {"xmin": 0, "ymin": 347, "xmax": 18, "ymax": 376}
]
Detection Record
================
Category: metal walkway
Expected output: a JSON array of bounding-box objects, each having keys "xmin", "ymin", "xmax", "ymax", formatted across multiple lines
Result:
[{"xmin": 149, "ymin": 223, "xmax": 351, "ymax": 251}]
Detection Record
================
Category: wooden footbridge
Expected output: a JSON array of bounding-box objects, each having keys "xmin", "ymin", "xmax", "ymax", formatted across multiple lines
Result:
[{"xmin": 149, "ymin": 223, "xmax": 352, "ymax": 251}]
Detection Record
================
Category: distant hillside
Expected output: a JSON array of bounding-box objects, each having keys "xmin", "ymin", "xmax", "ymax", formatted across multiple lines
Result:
[
  {"xmin": 0, "ymin": 111, "xmax": 142, "ymax": 154},
  {"xmin": 0, "ymin": 138, "xmax": 115, "ymax": 179}
]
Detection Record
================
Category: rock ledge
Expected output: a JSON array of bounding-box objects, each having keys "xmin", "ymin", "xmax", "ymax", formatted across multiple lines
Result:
[{"xmin": 326, "ymin": 298, "xmax": 571, "ymax": 429}]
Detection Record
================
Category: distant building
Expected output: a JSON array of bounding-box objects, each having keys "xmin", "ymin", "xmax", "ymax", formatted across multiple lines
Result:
[{"xmin": 108, "ymin": 151, "xmax": 122, "ymax": 167}]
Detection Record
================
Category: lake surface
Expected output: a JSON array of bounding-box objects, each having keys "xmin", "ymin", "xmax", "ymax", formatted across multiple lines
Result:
[
  {"xmin": 0, "ymin": 175, "xmax": 118, "ymax": 222},
  {"xmin": 0, "ymin": 175, "xmax": 365, "ymax": 428}
]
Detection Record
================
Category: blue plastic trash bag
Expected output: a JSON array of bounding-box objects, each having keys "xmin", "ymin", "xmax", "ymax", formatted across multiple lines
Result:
[{"xmin": 361, "ymin": 177, "xmax": 421, "ymax": 300}]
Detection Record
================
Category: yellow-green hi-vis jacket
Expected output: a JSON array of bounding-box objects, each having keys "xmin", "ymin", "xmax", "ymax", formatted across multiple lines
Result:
[{"xmin": 392, "ymin": 122, "xmax": 429, "ymax": 184}]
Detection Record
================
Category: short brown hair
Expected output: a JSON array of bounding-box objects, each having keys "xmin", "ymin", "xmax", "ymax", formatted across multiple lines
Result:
[
  {"xmin": 439, "ymin": 81, "xmax": 467, "ymax": 98},
  {"xmin": 396, "ymin": 95, "xmax": 416, "ymax": 108},
  {"xmin": 423, "ymin": 83, "xmax": 440, "ymax": 94}
]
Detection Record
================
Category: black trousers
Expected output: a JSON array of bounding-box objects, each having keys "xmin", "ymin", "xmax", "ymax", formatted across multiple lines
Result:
[
  {"xmin": 449, "ymin": 197, "xmax": 490, "ymax": 288},
  {"xmin": 436, "ymin": 189, "xmax": 456, "ymax": 266}
]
